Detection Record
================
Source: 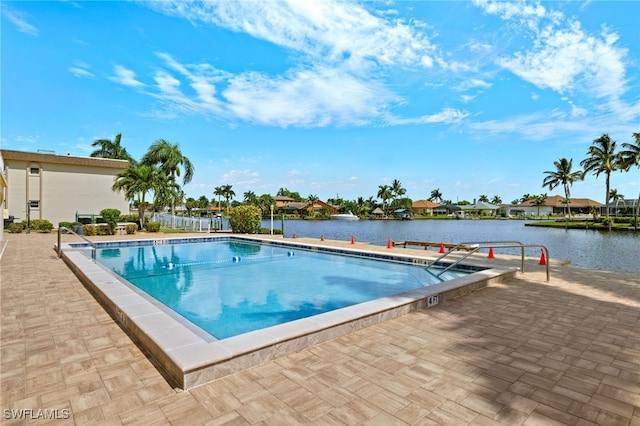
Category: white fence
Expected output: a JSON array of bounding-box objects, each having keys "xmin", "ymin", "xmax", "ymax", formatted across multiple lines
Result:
[{"xmin": 150, "ymin": 213, "xmax": 227, "ymax": 233}]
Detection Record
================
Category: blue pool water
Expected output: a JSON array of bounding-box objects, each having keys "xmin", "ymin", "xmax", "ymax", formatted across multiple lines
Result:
[{"xmin": 94, "ymin": 240, "xmax": 468, "ymax": 339}]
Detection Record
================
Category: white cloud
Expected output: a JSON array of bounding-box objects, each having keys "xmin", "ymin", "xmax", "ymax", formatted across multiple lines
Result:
[
  {"xmin": 467, "ymin": 108, "xmax": 627, "ymax": 142},
  {"xmin": 110, "ymin": 65, "xmax": 145, "ymax": 87},
  {"xmin": 474, "ymin": 0, "xmax": 630, "ymax": 104},
  {"xmin": 567, "ymin": 100, "xmax": 588, "ymax": 118},
  {"xmin": 68, "ymin": 62, "xmax": 94, "ymax": 78},
  {"xmin": 389, "ymin": 108, "xmax": 469, "ymax": 126},
  {"xmin": 147, "ymin": 0, "xmax": 437, "ymax": 70},
  {"xmin": 222, "ymin": 65, "xmax": 397, "ymax": 127},
  {"xmin": 15, "ymin": 135, "xmax": 40, "ymax": 144},
  {"xmin": 2, "ymin": 5, "xmax": 39, "ymax": 36},
  {"xmin": 155, "ymin": 53, "xmax": 225, "ymax": 111},
  {"xmin": 136, "ymin": 0, "xmax": 443, "ymax": 127},
  {"xmin": 222, "ymin": 169, "xmax": 260, "ymax": 186},
  {"xmin": 144, "ymin": 53, "xmax": 399, "ymax": 127},
  {"xmin": 454, "ymin": 78, "xmax": 492, "ymax": 92},
  {"xmin": 498, "ymin": 22, "xmax": 628, "ymax": 100}
]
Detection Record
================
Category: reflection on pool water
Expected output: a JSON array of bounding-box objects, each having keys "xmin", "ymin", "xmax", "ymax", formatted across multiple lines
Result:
[{"xmin": 95, "ymin": 240, "xmax": 468, "ymax": 339}]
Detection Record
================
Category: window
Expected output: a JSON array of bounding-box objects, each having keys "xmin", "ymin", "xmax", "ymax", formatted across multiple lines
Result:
[
  {"xmin": 29, "ymin": 167, "xmax": 40, "ymax": 175},
  {"xmin": 29, "ymin": 200, "xmax": 40, "ymax": 209}
]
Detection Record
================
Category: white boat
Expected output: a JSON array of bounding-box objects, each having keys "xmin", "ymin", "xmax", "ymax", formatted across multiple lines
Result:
[{"xmin": 330, "ymin": 211, "xmax": 359, "ymax": 221}]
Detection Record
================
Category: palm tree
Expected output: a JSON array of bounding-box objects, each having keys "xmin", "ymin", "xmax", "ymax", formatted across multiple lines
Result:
[
  {"xmin": 184, "ymin": 197, "xmax": 198, "ymax": 216},
  {"xmin": 197, "ymin": 195, "xmax": 210, "ymax": 210},
  {"xmin": 478, "ymin": 195, "xmax": 489, "ymax": 203},
  {"xmin": 244, "ymin": 190, "xmax": 258, "ymax": 205},
  {"xmin": 390, "ymin": 179, "xmax": 406, "ymax": 198},
  {"xmin": 257, "ymin": 194, "xmax": 275, "ymax": 216},
  {"xmin": 608, "ymin": 189, "xmax": 624, "ymax": 216},
  {"xmin": 306, "ymin": 194, "xmax": 319, "ymax": 215},
  {"xmin": 221, "ymin": 184, "xmax": 235, "ymax": 215},
  {"xmin": 619, "ymin": 132, "xmax": 640, "ymax": 175},
  {"xmin": 213, "ymin": 186, "xmax": 224, "ymax": 216},
  {"xmin": 90, "ymin": 133, "xmax": 134, "ymax": 163},
  {"xmin": 532, "ymin": 194, "xmax": 547, "ymax": 217},
  {"xmin": 490, "ymin": 195, "xmax": 502, "ymax": 205},
  {"xmin": 429, "ymin": 188, "xmax": 443, "ymax": 203},
  {"xmin": 543, "ymin": 158, "xmax": 584, "ymax": 219},
  {"xmin": 112, "ymin": 163, "xmax": 163, "ymax": 229},
  {"xmin": 377, "ymin": 185, "xmax": 392, "ymax": 216},
  {"xmin": 620, "ymin": 132, "xmax": 640, "ymax": 225},
  {"xmin": 580, "ymin": 134, "xmax": 621, "ymax": 218},
  {"xmin": 142, "ymin": 139, "xmax": 194, "ymax": 227}
]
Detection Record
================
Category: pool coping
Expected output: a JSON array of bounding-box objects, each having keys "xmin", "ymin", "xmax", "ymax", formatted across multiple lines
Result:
[{"xmin": 59, "ymin": 235, "xmax": 517, "ymax": 389}]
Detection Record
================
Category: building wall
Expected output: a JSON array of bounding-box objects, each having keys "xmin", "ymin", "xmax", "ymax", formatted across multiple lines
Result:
[
  {"xmin": 2, "ymin": 151, "xmax": 130, "ymax": 227},
  {"xmin": 0, "ymin": 155, "xmax": 6, "ymax": 240}
]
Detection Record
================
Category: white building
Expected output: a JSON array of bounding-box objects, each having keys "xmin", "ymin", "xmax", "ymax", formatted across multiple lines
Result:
[{"xmin": 1, "ymin": 149, "xmax": 130, "ymax": 231}]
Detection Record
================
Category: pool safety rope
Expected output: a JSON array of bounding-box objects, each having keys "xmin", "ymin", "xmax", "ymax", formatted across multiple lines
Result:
[{"xmin": 164, "ymin": 251, "xmax": 295, "ymax": 269}]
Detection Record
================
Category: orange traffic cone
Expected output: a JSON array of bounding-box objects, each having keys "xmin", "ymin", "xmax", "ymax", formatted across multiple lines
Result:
[
  {"xmin": 539, "ymin": 249, "xmax": 546, "ymax": 265},
  {"xmin": 488, "ymin": 247, "xmax": 495, "ymax": 259},
  {"xmin": 387, "ymin": 238, "xmax": 393, "ymax": 249},
  {"xmin": 320, "ymin": 233, "xmax": 325, "ymax": 241},
  {"xmin": 351, "ymin": 235, "xmax": 355, "ymax": 244},
  {"xmin": 439, "ymin": 242, "xmax": 445, "ymax": 254},
  {"xmin": 293, "ymin": 233, "xmax": 297, "ymax": 239}
]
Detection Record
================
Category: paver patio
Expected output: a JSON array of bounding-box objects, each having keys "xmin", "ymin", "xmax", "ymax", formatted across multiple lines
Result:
[{"xmin": 1, "ymin": 232, "xmax": 639, "ymax": 425}]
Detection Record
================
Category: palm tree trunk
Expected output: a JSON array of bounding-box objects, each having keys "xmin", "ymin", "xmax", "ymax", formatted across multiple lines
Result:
[{"xmin": 171, "ymin": 171, "xmax": 176, "ymax": 228}]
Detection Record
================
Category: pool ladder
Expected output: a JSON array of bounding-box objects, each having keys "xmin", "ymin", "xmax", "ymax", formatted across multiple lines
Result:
[
  {"xmin": 425, "ymin": 240, "xmax": 550, "ymax": 281},
  {"xmin": 57, "ymin": 226, "xmax": 97, "ymax": 261}
]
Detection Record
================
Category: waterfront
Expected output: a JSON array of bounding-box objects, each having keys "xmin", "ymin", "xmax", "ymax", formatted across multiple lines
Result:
[
  {"xmin": 3, "ymin": 231, "xmax": 639, "ymax": 424},
  {"xmin": 265, "ymin": 218, "xmax": 640, "ymax": 273}
]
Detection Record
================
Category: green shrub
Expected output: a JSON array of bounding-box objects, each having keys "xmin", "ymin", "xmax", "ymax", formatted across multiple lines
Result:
[
  {"xmin": 119, "ymin": 214, "xmax": 142, "ymax": 229},
  {"xmin": 83, "ymin": 225, "xmax": 96, "ymax": 236},
  {"xmin": 125, "ymin": 224, "xmax": 137, "ymax": 234},
  {"xmin": 58, "ymin": 221, "xmax": 74, "ymax": 229},
  {"xmin": 8, "ymin": 223, "xmax": 23, "ymax": 233},
  {"xmin": 119, "ymin": 214, "xmax": 138, "ymax": 223},
  {"xmin": 96, "ymin": 225, "xmax": 110, "ymax": 236},
  {"xmin": 600, "ymin": 217, "xmax": 615, "ymax": 227},
  {"xmin": 612, "ymin": 217, "xmax": 632, "ymax": 224},
  {"xmin": 100, "ymin": 208, "xmax": 121, "ymax": 235},
  {"xmin": 259, "ymin": 227, "xmax": 283, "ymax": 235},
  {"xmin": 144, "ymin": 221, "xmax": 160, "ymax": 232},
  {"xmin": 33, "ymin": 219, "xmax": 54, "ymax": 232},
  {"xmin": 229, "ymin": 205, "xmax": 262, "ymax": 234},
  {"xmin": 19, "ymin": 219, "xmax": 53, "ymax": 232}
]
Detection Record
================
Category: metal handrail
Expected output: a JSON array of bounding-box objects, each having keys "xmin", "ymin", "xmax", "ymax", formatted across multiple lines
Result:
[
  {"xmin": 426, "ymin": 240, "xmax": 550, "ymax": 281},
  {"xmin": 428, "ymin": 241, "xmax": 523, "ymax": 272},
  {"xmin": 433, "ymin": 246, "xmax": 481, "ymax": 276},
  {"xmin": 57, "ymin": 226, "xmax": 97, "ymax": 260}
]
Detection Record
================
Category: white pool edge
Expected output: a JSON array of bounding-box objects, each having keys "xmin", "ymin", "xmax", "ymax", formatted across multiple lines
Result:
[{"xmin": 59, "ymin": 236, "xmax": 517, "ymax": 389}]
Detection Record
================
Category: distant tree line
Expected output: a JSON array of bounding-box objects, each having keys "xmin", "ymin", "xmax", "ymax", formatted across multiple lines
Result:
[{"xmin": 94, "ymin": 131, "xmax": 640, "ymax": 225}]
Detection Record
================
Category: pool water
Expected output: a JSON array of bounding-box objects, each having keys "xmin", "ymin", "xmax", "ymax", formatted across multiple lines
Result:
[{"xmin": 95, "ymin": 240, "xmax": 467, "ymax": 339}]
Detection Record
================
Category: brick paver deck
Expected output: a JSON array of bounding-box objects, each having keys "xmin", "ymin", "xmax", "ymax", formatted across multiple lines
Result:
[{"xmin": 1, "ymin": 232, "xmax": 639, "ymax": 425}]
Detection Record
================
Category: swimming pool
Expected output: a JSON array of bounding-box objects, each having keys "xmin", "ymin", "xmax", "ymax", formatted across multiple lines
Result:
[
  {"xmin": 60, "ymin": 235, "xmax": 516, "ymax": 389},
  {"xmin": 95, "ymin": 240, "xmax": 468, "ymax": 340}
]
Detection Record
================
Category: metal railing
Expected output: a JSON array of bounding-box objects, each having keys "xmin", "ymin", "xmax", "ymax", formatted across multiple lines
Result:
[
  {"xmin": 57, "ymin": 226, "xmax": 97, "ymax": 261},
  {"xmin": 426, "ymin": 240, "xmax": 550, "ymax": 281}
]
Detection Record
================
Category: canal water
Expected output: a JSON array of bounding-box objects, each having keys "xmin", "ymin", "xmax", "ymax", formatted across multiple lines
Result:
[{"xmin": 264, "ymin": 219, "xmax": 640, "ymax": 273}]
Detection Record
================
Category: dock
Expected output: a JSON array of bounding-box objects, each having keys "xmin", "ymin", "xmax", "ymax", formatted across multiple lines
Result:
[{"xmin": 392, "ymin": 240, "xmax": 476, "ymax": 251}]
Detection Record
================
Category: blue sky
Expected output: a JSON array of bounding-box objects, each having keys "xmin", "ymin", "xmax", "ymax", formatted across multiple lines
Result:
[{"xmin": 2, "ymin": 1, "xmax": 639, "ymax": 205}]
